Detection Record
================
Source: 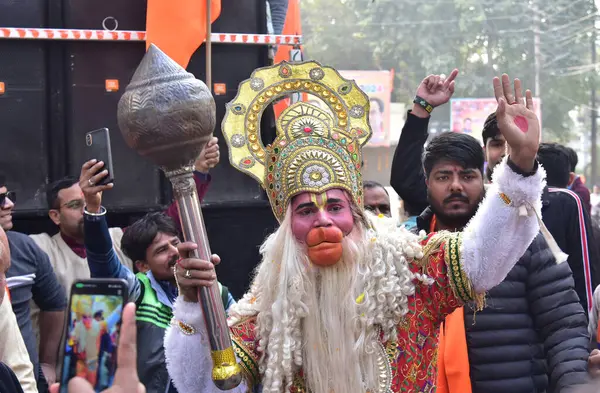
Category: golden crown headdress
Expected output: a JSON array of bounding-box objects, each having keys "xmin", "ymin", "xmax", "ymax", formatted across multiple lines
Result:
[{"xmin": 222, "ymin": 61, "xmax": 372, "ymax": 222}]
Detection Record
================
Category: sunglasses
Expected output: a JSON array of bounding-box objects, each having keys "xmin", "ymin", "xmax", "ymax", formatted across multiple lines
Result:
[{"xmin": 0, "ymin": 191, "xmax": 15, "ymax": 207}]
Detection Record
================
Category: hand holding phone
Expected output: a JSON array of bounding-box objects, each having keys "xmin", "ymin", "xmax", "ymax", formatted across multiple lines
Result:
[
  {"xmin": 79, "ymin": 160, "xmax": 114, "ymax": 214},
  {"xmin": 57, "ymin": 279, "xmax": 129, "ymax": 393},
  {"xmin": 51, "ymin": 302, "xmax": 143, "ymax": 393}
]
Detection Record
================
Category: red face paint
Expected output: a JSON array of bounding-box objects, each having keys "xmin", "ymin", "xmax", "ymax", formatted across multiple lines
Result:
[{"xmin": 514, "ymin": 116, "xmax": 528, "ymax": 133}]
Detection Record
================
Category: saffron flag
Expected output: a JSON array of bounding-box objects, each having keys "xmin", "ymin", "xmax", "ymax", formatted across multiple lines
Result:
[
  {"xmin": 274, "ymin": 0, "xmax": 302, "ymax": 64},
  {"xmin": 146, "ymin": 0, "xmax": 222, "ymax": 69},
  {"xmin": 273, "ymin": 0, "xmax": 303, "ymax": 119}
]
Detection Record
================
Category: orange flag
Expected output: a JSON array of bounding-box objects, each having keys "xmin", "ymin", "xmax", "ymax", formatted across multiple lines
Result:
[
  {"xmin": 273, "ymin": 0, "xmax": 303, "ymax": 119},
  {"xmin": 146, "ymin": 0, "xmax": 222, "ymax": 69},
  {"xmin": 274, "ymin": 0, "xmax": 302, "ymax": 64}
]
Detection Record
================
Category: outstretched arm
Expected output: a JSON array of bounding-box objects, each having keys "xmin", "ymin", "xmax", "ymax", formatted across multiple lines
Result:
[
  {"xmin": 424, "ymin": 75, "xmax": 544, "ymax": 316},
  {"xmin": 80, "ymin": 160, "xmax": 141, "ymax": 301},
  {"xmin": 460, "ymin": 75, "xmax": 543, "ymax": 294},
  {"xmin": 390, "ymin": 70, "xmax": 458, "ymax": 217}
]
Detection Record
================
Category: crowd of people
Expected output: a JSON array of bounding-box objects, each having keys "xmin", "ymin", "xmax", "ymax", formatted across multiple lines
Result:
[{"xmin": 1, "ymin": 60, "xmax": 600, "ymax": 393}]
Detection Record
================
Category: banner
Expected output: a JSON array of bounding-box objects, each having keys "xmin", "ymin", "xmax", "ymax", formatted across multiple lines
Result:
[
  {"xmin": 339, "ymin": 70, "xmax": 393, "ymax": 147},
  {"xmin": 302, "ymin": 70, "xmax": 393, "ymax": 146},
  {"xmin": 450, "ymin": 98, "xmax": 542, "ymax": 145}
]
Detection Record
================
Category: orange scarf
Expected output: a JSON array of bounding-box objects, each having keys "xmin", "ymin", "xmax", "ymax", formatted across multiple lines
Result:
[
  {"xmin": 437, "ymin": 307, "xmax": 472, "ymax": 393},
  {"xmin": 432, "ymin": 215, "xmax": 472, "ymax": 393}
]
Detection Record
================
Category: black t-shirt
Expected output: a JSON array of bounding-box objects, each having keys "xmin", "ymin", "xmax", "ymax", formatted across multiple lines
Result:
[{"xmin": 5, "ymin": 231, "xmax": 67, "ymax": 378}]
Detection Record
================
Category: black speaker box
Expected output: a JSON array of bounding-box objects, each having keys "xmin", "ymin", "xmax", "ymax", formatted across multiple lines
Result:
[
  {"xmin": 0, "ymin": 0, "xmax": 48, "ymax": 212},
  {"xmin": 4, "ymin": 0, "xmax": 280, "ymax": 297},
  {"xmin": 62, "ymin": 0, "xmax": 165, "ymax": 211}
]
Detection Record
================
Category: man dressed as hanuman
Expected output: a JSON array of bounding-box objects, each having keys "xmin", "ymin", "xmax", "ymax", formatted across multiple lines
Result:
[{"xmin": 164, "ymin": 62, "xmax": 545, "ymax": 393}]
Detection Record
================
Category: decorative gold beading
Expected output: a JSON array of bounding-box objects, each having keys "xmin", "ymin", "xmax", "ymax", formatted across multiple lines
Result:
[
  {"xmin": 211, "ymin": 347, "xmax": 243, "ymax": 381},
  {"xmin": 222, "ymin": 61, "xmax": 373, "ymax": 221}
]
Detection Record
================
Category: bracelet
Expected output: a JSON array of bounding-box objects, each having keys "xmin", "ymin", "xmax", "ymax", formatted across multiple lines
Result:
[
  {"xmin": 413, "ymin": 95, "xmax": 434, "ymax": 114},
  {"xmin": 507, "ymin": 158, "xmax": 539, "ymax": 178},
  {"xmin": 84, "ymin": 206, "xmax": 106, "ymax": 216}
]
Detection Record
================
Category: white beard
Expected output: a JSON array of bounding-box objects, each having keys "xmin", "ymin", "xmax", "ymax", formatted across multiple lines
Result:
[{"xmin": 228, "ymin": 211, "xmax": 426, "ymax": 393}]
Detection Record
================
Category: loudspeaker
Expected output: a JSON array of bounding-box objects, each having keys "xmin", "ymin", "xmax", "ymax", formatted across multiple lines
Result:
[
  {"xmin": 186, "ymin": 0, "xmax": 276, "ymax": 204},
  {"xmin": 62, "ymin": 0, "xmax": 166, "ymax": 211},
  {"xmin": 0, "ymin": 0, "xmax": 49, "ymax": 212}
]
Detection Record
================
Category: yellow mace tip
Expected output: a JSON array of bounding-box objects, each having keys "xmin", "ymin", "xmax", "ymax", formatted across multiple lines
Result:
[{"xmin": 356, "ymin": 292, "xmax": 365, "ymax": 304}]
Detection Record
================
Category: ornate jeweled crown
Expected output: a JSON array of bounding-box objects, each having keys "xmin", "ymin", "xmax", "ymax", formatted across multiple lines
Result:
[{"xmin": 222, "ymin": 61, "xmax": 372, "ymax": 222}]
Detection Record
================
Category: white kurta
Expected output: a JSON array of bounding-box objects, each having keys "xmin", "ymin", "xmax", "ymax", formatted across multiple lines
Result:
[{"xmin": 0, "ymin": 290, "xmax": 38, "ymax": 393}]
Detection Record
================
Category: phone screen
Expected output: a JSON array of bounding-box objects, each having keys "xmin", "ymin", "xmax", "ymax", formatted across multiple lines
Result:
[{"xmin": 59, "ymin": 280, "xmax": 127, "ymax": 393}]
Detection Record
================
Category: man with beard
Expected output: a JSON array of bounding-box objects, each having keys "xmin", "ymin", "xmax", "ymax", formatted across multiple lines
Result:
[
  {"xmin": 418, "ymin": 133, "xmax": 485, "ymax": 231},
  {"xmin": 29, "ymin": 176, "xmax": 134, "ymax": 382},
  {"xmin": 162, "ymin": 62, "xmax": 545, "ymax": 393},
  {"xmin": 421, "ymin": 133, "xmax": 589, "ymax": 393},
  {"xmin": 79, "ymin": 160, "xmax": 235, "ymax": 393},
  {"xmin": 392, "ymin": 72, "xmax": 599, "ymax": 317},
  {"xmin": 26, "ymin": 136, "xmax": 221, "ymax": 383}
]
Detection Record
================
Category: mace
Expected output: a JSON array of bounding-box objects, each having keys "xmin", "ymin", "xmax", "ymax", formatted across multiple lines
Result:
[{"xmin": 117, "ymin": 44, "xmax": 242, "ymax": 390}]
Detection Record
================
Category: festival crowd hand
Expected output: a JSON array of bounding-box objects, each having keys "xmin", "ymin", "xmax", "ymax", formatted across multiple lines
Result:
[
  {"xmin": 174, "ymin": 241, "xmax": 221, "ymax": 303},
  {"xmin": 195, "ymin": 136, "xmax": 220, "ymax": 173},
  {"xmin": 41, "ymin": 362, "xmax": 57, "ymax": 385},
  {"xmin": 49, "ymin": 303, "xmax": 146, "ymax": 393},
  {"xmin": 412, "ymin": 69, "xmax": 459, "ymax": 117},
  {"xmin": 589, "ymin": 349, "xmax": 600, "ymax": 378},
  {"xmin": 493, "ymin": 74, "xmax": 540, "ymax": 173},
  {"xmin": 79, "ymin": 159, "xmax": 113, "ymax": 213}
]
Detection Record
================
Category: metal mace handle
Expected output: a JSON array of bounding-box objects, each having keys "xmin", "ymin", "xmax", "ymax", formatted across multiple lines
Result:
[{"xmin": 168, "ymin": 168, "xmax": 243, "ymax": 390}]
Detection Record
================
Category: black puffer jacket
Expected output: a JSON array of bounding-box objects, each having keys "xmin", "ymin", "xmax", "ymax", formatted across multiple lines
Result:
[
  {"xmin": 463, "ymin": 235, "xmax": 589, "ymax": 393},
  {"xmin": 391, "ymin": 113, "xmax": 600, "ymax": 314},
  {"xmin": 414, "ymin": 213, "xmax": 590, "ymax": 392}
]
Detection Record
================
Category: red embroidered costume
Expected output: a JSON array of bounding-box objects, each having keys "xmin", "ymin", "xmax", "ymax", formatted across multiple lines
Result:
[
  {"xmin": 228, "ymin": 237, "xmax": 465, "ymax": 393},
  {"xmin": 163, "ymin": 61, "xmax": 545, "ymax": 393}
]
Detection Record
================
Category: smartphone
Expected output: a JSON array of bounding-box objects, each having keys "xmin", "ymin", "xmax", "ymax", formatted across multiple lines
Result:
[
  {"xmin": 85, "ymin": 128, "xmax": 115, "ymax": 185},
  {"xmin": 59, "ymin": 279, "xmax": 128, "ymax": 393}
]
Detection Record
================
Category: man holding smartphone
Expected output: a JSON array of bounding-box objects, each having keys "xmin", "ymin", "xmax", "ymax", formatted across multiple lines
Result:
[
  {"xmin": 27, "ymin": 136, "xmax": 220, "ymax": 386},
  {"xmin": 77, "ymin": 137, "xmax": 232, "ymax": 393}
]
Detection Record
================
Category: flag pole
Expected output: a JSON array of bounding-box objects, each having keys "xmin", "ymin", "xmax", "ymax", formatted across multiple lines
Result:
[{"xmin": 206, "ymin": 0, "xmax": 212, "ymax": 90}]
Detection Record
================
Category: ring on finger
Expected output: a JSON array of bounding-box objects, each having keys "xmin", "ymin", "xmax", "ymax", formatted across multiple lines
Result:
[
  {"xmin": 88, "ymin": 179, "xmax": 95, "ymax": 186},
  {"xmin": 185, "ymin": 269, "xmax": 192, "ymax": 279}
]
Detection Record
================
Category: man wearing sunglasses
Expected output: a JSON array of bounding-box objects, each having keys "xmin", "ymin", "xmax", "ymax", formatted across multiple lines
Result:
[
  {"xmin": 0, "ymin": 175, "xmax": 67, "ymax": 393},
  {"xmin": 0, "ymin": 189, "xmax": 15, "ymax": 231}
]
